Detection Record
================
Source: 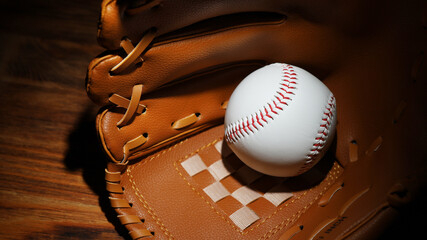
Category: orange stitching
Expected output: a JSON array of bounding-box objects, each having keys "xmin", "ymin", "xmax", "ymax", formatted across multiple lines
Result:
[
  {"xmin": 138, "ymin": 139, "xmax": 187, "ymax": 166},
  {"xmin": 260, "ymin": 165, "xmax": 342, "ymax": 240},
  {"xmin": 128, "ymin": 123, "xmax": 212, "ymax": 160},
  {"xmin": 248, "ymin": 190, "xmax": 308, "ymax": 233},
  {"xmin": 174, "ymin": 137, "xmax": 342, "ymax": 236},
  {"xmin": 254, "ymin": 160, "xmax": 341, "ymax": 237},
  {"xmin": 127, "ymin": 168, "xmax": 175, "ymax": 239},
  {"xmin": 124, "ymin": 139, "xmax": 187, "ymax": 239},
  {"xmin": 128, "ymin": 134, "xmax": 342, "ymax": 239}
]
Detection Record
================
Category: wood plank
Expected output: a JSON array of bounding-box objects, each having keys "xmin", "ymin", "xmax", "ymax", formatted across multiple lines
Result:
[{"xmin": 0, "ymin": 0, "xmax": 126, "ymax": 238}]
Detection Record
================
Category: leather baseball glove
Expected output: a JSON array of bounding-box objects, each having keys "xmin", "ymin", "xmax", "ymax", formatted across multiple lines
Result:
[{"xmin": 86, "ymin": 0, "xmax": 427, "ymax": 239}]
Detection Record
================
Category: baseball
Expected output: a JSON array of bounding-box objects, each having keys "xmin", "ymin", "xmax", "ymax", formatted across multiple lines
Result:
[{"xmin": 224, "ymin": 63, "xmax": 337, "ymax": 177}]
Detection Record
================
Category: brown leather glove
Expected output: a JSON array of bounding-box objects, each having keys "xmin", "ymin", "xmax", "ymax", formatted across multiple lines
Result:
[{"xmin": 86, "ymin": 0, "xmax": 427, "ymax": 239}]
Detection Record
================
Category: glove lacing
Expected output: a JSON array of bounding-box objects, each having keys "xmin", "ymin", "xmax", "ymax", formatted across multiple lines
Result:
[
  {"xmin": 107, "ymin": 28, "xmax": 203, "ymax": 165},
  {"xmin": 106, "ymin": 28, "xmax": 159, "ymax": 239},
  {"xmin": 106, "ymin": 29, "xmax": 157, "ymax": 165}
]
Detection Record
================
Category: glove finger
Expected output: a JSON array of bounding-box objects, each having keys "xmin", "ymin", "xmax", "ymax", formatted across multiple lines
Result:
[
  {"xmin": 87, "ymin": 18, "xmax": 347, "ymax": 105},
  {"xmin": 99, "ymin": 0, "xmax": 290, "ymax": 50}
]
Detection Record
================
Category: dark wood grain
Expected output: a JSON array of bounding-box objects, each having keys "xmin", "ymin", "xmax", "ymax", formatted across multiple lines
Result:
[{"xmin": 0, "ymin": 0, "xmax": 127, "ymax": 239}]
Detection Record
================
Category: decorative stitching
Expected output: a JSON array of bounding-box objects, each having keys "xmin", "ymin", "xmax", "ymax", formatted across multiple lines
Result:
[
  {"xmin": 173, "ymin": 139, "xmax": 246, "ymax": 234},
  {"xmin": 297, "ymin": 94, "xmax": 336, "ymax": 174},
  {"xmin": 225, "ymin": 64, "xmax": 297, "ymax": 143},
  {"xmin": 125, "ymin": 133, "xmax": 342, "ymax": 238},
  {"xmin": 174, "ymin": 137, "xmax": 343, "ymax": 236},
  {"xmin": 260, "ymin": 165, "xmax": 342, "ymax": 240},
  {"xmin": 127, "ymin": 167, "xmax": 175, "ymax": 239},
  {"xmin": 173, "ymin": 137, "xmax": 305, "ymax": 235},
  {"xmin": 125, "ymin": 140, "xmax": 187, "ymax": 239}
]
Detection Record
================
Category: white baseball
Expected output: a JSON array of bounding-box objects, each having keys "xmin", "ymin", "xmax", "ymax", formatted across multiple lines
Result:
[{"xmin": 224, "ymin": 63, "xmax": 337, "ymax": 177}]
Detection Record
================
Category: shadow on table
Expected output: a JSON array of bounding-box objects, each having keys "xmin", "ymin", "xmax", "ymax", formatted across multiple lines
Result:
[{"xmin": 63, "ymin": 105, "xmax": 131, "ymax": 240}]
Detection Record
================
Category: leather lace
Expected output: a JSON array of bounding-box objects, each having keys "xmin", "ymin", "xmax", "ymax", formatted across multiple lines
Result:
[
  {"xmin": 110, "ymin": 28, "xmax": 156, "ymax": 75},
  {"xmin": 107, "ymin": 29, "xmax": 157, "ymax": 165},
  {"xmin": 105, "ymin": 29, "xmax": 158, "ymax": 238},
  {"xmin": 108, "ymin": 27, "xmax": 201, "ymax": 165},
  {"xmin": 108, "ymin": 28, "xmax": 157, "ymax": 129}
]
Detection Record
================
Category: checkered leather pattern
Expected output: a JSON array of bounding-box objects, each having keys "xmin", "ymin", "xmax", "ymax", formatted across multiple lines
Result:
[{"xmin": 180, "ymin": 140, "xmax": 293, "ymax": 230}]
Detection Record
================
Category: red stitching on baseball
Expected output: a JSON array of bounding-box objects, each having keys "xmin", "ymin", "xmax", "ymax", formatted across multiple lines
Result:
[
  {"xmin": 251, "ymin": 116, "xmax": 258, "ymax": 130},
  {"xmin": 238, "ymin": 124, "xmax": 243, "ymax": 137},
  {"xmin": 276, "ymin": 92, "xmax": 287, "ymax": 99},
  {"xmin": 265, "ymin": 106, "xmax": 273, "ymax": 120},
  {"xmin": 268, "ymin": 103, "xmax": 277, "ymax": 115},
  {"xmin": 283, "ymin": 79, "xmax": 296, "ymax": 84},
  {"xmin": 280, "ymin": 86, "xmax": 296, "ymax": 92},
  {"xmin": 260, "ymin": 110, "xmax": 267, "ymax": 123},
  {"xmin": 297, "ymin": 95, "xmax": 336, "ymax": 174},
  {"xmin": 273, "ymin": 100, "xmax": 283, "ymax": 111},
  {"xmin": 246, "ymin": 118, "xmax": 254, "ymax": 133},
  {"xmin": 225, "ymin": 64, "xmax": 297, "ymax": 143},
  {"xmin": 275, "ymin": 96, "xmax": 288, "ymax": 106},
  {"xmin": 256, "ymin": 114, "xmax": 263, "ymax": 127}
]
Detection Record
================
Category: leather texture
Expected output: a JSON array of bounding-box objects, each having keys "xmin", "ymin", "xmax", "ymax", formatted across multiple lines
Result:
[{"xmin": 87, "ymin": 0, "xmax": 427, "ymax": 239}]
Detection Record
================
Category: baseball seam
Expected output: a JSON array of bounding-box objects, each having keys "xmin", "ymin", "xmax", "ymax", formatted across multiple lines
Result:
[
  {"xmin": 297, "ymin": 94, "xmax": 336, "ymax": 174},
  {"xmin": 225, "ymin": 64, "xmax": 297, "ymax": 143}
]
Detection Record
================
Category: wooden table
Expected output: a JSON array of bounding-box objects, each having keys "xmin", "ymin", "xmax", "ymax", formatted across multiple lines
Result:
[
  {"xmin": 0, "ymin": 1, "xmax": 425, "ymax": 239},
  {"xmin": 0, "ymin": 1, "xmax": 126, "ymax": 239}
]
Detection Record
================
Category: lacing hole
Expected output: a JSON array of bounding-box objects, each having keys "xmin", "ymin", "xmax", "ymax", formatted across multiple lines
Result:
[
  {"xmin": 150, "ymin": 232, "xmax": 155, "ymax": 236},
  {"xmin": 122, "ymin": 187, "xmax": 125, "ymax": 191},
  {"xmin": 140, "ymin": 218, "xmax": 145, "ymax": 223},
  {"xmin": 135, "ymin": 61, "xmax": 143, "ymax": 68},
  {"xmin": 220, "ymin": 101, "xmax": 228, "ymax": 109},
  {"xmin": 129, "ymin": 202, "xmax": 133, "ymax": 207},
  {"xmin": 299, "ymin": 225, "xmax": 304, "ymax": 230},
  {"xmin": 195, "ymin": 112, "xmax": 201, "ymax": 117},
  {"xmin": 350, "ymin": 140, "xmax": 357, "ymax": 144},
  {"xmin": 142, "ymin": 108, "xmax": 147, "ymax": 114},
  {"xmin": 390, "ymin": 188, "xmax": 408, "ymax": 199},
  {"xmin": 128, "ymin": 0, "xmax": 148, "ymax": 9},
  {"xmin": 143, "ymin": 133, "xmax": 148, "ymax": 138},
  {"xmin": 151, "ymin": 4, "xmax": 160, "ymax": 10}
]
